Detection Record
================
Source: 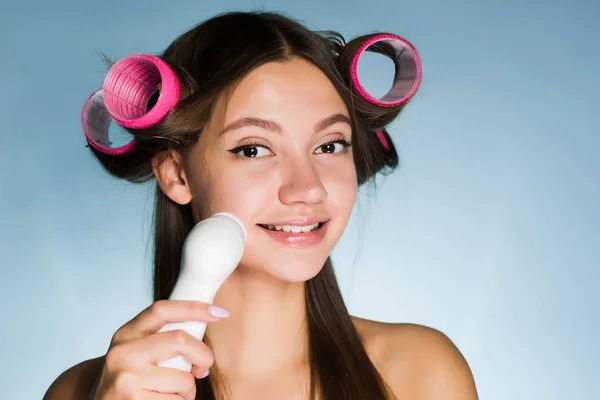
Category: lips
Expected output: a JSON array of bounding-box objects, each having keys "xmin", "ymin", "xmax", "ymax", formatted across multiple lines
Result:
[{"xmin": 256, "ymin": 220, "xmax": 329, "ymax": 248}]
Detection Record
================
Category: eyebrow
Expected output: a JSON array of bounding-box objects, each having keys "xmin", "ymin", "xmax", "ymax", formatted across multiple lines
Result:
[{"xmin": 217, "ymin": 113, "xmax": 351, "ymax": 137}]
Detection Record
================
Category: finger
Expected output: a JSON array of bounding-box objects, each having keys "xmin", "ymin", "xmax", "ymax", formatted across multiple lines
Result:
[
  {"xmin": 191, "ymin": 364, "xmax": 211, "ymax": 380},
  {"xmin": 114, "ymin": 300, "xmax": 226, "ymax": 343},
  {"xmin": 115, "ymin": 329, "xmax": 215, "ymax": 369},
  {"xmin": 138, "ymin": 365, "xmax": 197, "ymax": 399}
]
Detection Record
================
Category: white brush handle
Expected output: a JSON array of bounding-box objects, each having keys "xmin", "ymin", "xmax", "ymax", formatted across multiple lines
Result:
[{"xmin": 157, "ymin": 282, "xmax": 216, "ymax": 371}]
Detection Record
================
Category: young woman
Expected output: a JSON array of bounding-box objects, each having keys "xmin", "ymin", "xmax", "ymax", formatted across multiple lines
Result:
[{"xmin": 44, "ymin": 11, "xmax": 478, "ymax": 400}]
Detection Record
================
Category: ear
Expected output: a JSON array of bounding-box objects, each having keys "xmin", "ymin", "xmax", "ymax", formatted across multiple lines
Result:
[{"xmin": 152, "ymin": 150, "xmax": 193, "ymax": 205}]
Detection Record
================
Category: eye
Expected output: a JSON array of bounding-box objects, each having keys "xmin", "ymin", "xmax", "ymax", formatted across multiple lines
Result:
[
  {"xmin": 228, "ymin": 143, "xmax": 272, "ymax": 159},
  {"xmin": 315, "ymin": 139, "xmax": 352, "ymax": 154}
]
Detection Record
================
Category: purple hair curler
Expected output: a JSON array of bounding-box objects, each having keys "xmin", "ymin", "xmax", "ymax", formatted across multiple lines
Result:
[
  {"xmin": 81, "ymin": 54, "xmax": 181, "ymax": 155},
  {"xmin": 350, "ymin": 33, "xmax": 422, "ymax": 108}
]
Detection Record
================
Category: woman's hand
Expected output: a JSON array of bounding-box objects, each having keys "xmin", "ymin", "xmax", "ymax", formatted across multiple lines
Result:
[{"xmin": 92, "ymin": 299, "xmax": 227, "ymax": 400}]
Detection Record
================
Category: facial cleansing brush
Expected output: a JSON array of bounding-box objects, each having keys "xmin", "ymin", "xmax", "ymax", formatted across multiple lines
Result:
[{"xmin": 157, "ymin": 212, "xmax": 247, "ymax": 371}]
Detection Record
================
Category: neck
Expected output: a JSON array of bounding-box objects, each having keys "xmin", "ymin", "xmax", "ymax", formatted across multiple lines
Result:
[{"xmin": 205, "ymin": 267, "xmax": 309, "ymax": 379}]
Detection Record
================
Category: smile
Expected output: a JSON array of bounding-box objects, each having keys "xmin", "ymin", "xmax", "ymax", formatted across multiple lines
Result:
[
  {"xmin": 258, "ymin": 222, "xmax": 324, "ymax": 233},
  {"xmin": 256, "ymin": 220, "xmax": 329, "ymax": 248}
]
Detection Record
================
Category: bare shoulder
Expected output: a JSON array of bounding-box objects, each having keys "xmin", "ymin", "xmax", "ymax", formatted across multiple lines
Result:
[
  {"xmin": 43, "ymin": 356, "xmax": 104, "ymax": 400},
  {"xmin": 351, "ymin": 316, "xmax": 478, "ymax": 400}
]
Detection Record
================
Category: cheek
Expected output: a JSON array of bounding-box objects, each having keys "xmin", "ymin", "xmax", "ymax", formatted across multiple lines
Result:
[
  {"xmin": 200, "ymin": 165, "xmax": 276, "ymax": 227},
  {"xmin": 323, "ymin": 162, "xmax": 358, "ymax": 213}
]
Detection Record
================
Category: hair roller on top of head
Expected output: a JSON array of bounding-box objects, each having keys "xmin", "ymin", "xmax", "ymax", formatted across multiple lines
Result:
[
  {"xmin": 81, "ymin": 54, "xmax": 181, "ymax": 156},
  {"xmin": 349, "ymin": 33, "xmax": 422, "ymax": 107}
]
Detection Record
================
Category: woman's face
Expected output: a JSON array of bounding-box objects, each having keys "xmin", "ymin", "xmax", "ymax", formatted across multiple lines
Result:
[{"xmin": 182, "ymin": 57, "xmax": 358, "ymax": 282}]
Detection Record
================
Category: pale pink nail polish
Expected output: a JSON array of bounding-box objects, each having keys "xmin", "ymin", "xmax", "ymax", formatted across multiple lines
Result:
[{"xmin": 209, "ymin": 305, "xmax": 230, "ymax": 318}]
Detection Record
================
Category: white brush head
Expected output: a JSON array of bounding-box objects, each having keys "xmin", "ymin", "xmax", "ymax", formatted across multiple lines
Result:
[{"xmin": 179, "ymin": 212, "xmax": 247, "ymax": 288}]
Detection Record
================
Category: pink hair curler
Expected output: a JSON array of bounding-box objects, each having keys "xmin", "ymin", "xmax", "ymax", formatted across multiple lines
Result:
[
  {"xmin": 81, "ymin": 89, "xmax": 137, "ymax": 156},
  {"xmin": 375, "ymin": 129, "xmax": 390, "ymax": 150},
  {"xmin": 81, "ymin": 54, "xmax": 181, "ymax": 155},
  {"xmin": 350, "ymin": 33, "xmax": 422, "ymax": 107}
]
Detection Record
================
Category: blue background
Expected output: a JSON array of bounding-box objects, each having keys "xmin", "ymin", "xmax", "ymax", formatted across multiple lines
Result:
[{"xmin": 1, "ymin": 0, "xmax": 598, "ymax": 399}]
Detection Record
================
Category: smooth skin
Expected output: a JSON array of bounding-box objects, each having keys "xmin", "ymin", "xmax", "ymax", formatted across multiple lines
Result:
[{"xmin": 44, "ymin": 57, "xmax": 478, "ymax": 400}]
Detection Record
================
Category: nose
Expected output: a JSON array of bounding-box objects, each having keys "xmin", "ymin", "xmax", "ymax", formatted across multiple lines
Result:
[{"xmin": 278, "ymin": 158, "xmax": 327, "ymax": 206}]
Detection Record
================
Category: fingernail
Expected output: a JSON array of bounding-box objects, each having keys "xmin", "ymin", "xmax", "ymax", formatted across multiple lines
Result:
[
  {"xmin": 209, "ymin": 305, "xmax": 230, "ymax": 318},
  {"xmin": 201, "ymin": 369, "xmax": 210, "ymax": 379}
]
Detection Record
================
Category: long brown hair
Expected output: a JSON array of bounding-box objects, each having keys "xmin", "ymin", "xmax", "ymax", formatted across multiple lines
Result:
[{"xmin": 90, "ymin": 11, "xmax": 412, "ymax": 399}]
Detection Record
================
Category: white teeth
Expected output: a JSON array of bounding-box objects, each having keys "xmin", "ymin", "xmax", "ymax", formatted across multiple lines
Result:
[{"xmin": 262, "ymin": 223, "xmax": 320, "ymax": 233}]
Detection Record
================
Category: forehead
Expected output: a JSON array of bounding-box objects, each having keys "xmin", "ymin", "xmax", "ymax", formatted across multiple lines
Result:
[{"xmin": 217, "ymin": 57, "xmax": 348, "ymax": 126}]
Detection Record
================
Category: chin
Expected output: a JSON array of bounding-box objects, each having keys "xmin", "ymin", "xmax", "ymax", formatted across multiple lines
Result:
[
  {"xmin": 239, "ymin": 252, "xmax": 329, "ymax": 284},
  {"xmin": 270, "ymin": 259, "xmax": 326, "ymax": 283}
]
